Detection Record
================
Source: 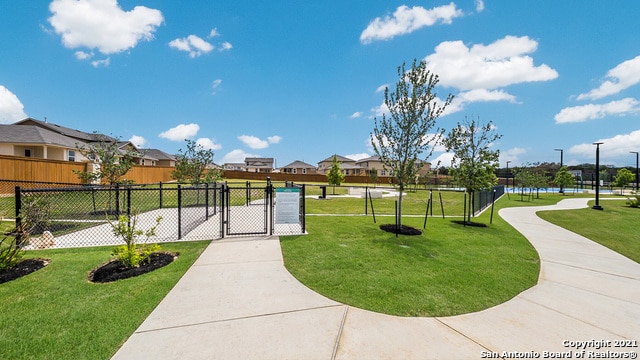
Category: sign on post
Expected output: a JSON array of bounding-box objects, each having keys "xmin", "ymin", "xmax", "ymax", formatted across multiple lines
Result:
[{"xmin": 275, "ymin": 188, "xmax": 300, "ymax": 224}]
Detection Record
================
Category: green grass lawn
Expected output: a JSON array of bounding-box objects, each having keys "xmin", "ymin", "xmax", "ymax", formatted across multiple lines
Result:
[
  {"xmin": 537, "ymin": 199, "xmax": 640, "ymax": 263},
  {"xmin": 281, "ymin": 195, "xmax": 542, "ymax": 317},
  {"xmin": 0, "ymin": 240, "xmax": 210, "ymax": 360}
]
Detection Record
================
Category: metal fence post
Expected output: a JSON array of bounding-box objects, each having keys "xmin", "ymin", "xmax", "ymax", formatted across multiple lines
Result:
[
  {"xmin": 14, "ymin": 186, "xmax": 21, "ymax": 231},
  {"xmin": 159, "ymin": 181, "xmax": 163, "ymax": 209},
  {"xmin": 177, "ymin": 184, "xmax": 182, "ymax": 239},
  {"xmin": 127, "ymin": 186, "xmax": 132, "ymax": 228},
  {"xmin": 301, "ymin": 184, "xmax": 306, "ymax": 234},
  {"xmin": 205, "ymin": 183, "xmax": 209, "ymax": 219},
  {"xmin": 115, "ymin": 184, "xmax": 120, "ymax": 215}
]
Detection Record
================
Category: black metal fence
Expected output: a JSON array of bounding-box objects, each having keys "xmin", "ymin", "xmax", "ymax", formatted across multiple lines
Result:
[
  {"xmin": 6, "ymin": 180, "xmax": 307, "ymax": 250},
  {"xmin": 472, "ymin": 185, "xmax": 505, "ymax": 216}
]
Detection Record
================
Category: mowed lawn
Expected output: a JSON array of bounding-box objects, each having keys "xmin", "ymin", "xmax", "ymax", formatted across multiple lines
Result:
[{"xmin": 281, "ymin": 195, "xmax": 541, "ymax": 317}]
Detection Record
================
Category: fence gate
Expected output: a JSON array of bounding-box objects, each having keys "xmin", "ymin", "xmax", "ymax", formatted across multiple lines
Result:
[{"xmin": 223, "ymin": 183, "xmax": 271, "ymax": 236}]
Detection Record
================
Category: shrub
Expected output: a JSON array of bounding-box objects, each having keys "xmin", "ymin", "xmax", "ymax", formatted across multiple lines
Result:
[
  {"xmin": 108, "ymin": 213, "xmax": 162, "ymax": 268},
  {"xmin": 0, "ymin": 231, "xmax": 24, "ymax": 271},
  {"xmin": 627, "ymin": 192, "xmax": 640, "ymax": 208}
]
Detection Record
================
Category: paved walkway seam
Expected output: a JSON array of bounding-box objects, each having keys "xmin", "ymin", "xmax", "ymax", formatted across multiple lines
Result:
[{"xmin": 331, "ymin": 306, "xmax": 349, "ymax": 360}]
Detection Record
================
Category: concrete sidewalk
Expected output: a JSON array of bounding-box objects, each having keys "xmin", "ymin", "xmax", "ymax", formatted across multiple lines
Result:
[{"xmin": 112, "ymin": 198, "xmax": 640, "ymax": 359}]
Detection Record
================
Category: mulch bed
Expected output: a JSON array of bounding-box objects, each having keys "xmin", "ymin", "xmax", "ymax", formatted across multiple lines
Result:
[
  {"xmin": 0, "ymin": 258, "xmax": 50, "ymax": 284},
  {"xmin": 379, "ymin": 224, "xmax": 423, "ymax": 235},
  {"xmin": 88, "ymin": 252, "xmax": 177, "ymax": 283}
]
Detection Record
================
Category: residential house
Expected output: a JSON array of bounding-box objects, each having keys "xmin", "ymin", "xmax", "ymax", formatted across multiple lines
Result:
[
  {"xmin": 141, "ymin": 148, "xmax": 176, "ymax": 167},
  {"xmin": 317, "ymin": 154, "xmax": 364, "ymax": 176},
  {"xmin": 223, "ymin": 163, "xmax": 246, "ymax": 171},
  {"xmin": 279, "ymin": 160, "xmax": 317, "ymax": 175},
  {"xmin": 355, "ymin": 156, "xmax": 389, "ymax": 176},
  {"xmin": 244, "ymin": 157, "xmax": 274, "ymax": 173}
]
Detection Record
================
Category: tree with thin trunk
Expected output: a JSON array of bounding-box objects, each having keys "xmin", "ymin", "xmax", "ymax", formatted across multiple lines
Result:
[
  {"xmin": 326, "ymin": 155, "xmax": 345, "ymax": 195},
  {"xmin": 371, "ymin": 59, "xmax": 452, "ymax": 230},
  {"xmin": 444, "ymin": 116, "xmax": 501, "ymax": 225},
  {"xmin": 554, "ymin": 166, "xmax": 574, "ymax": 195}
]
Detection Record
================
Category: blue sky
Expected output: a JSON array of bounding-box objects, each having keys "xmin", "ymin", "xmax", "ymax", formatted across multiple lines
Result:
[{"xmin": 1, "ymin": 1, "xmax": 640, "ymax": 168}]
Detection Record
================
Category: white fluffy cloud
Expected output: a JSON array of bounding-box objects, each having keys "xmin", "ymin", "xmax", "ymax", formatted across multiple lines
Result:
[
  {"xmin": 169, "ymin": 35, "xmax": 213, "ymax": 58},
  {"xmin": 0, "ymin": 86, "xmax": 27, "ymax": 124},
  {"xmin": 238, "ymin": 135, "xmax": 281, "ymax": 149},
  {"xmin": 128, "ymin": 135, "xmax": 146, "ymax": 148},
  {"xmin": 475, "ymin": 0, "xmax": 485, "ymax": 12},
  {"xmin": 360, "ymin": 3, "xmax": 463, "ymax": 44},
  {"xmin": 196, "ymin": 137, "xmax": 222, "ymax": 151},
  {"xmin": 350, "ymin": 112, "xmax": 362, "ymax": 119},
  {"xmin": 220, "ymin": 149, "xmax": 260, "ymax": 164},
  {"xmin": 48, "ymin": 0, "xmax": 163, "ymax": 55},
  {"xmin": 158, "ymin": 123, "xmax": 200, "ymax": 141},
  {"xmin": 577, "ymin": 55, "xmax": 640, "ymax": 101},
  {"xmin": 345, "ymin": 153, "xmax": 370, "ymax": 161},
  {"xmin": 499, "ymin": 147, "xmax": 527, "ymax": 167},
  {"xmin": 424, "ymin": 36, "xmax": 558, "ymax": 91},
  {"xmin": 569, "ymin": 129, "xmax": 640, "ymax": 161},
  {"xmin": 554, "ymin": 98, "xmax": 640, "ymax": 124}
]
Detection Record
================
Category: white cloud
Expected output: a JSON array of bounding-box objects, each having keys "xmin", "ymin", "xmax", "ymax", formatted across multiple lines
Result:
[
  {"xmin": 360, "ymin": 3, "xmax": 463, "ymax": 44},
  {"xmin": 48, "ymin": 0, "xmax": 163, "ymax": 55},
  {"xmin": 128, "ymin": 135, "xmax": 146, "ymax": 148},
  {"xmin": 169, "ymin": 35, "xmax": 214, "ymax": 58},
  {"xmin": 220, "ymin": 149, "xmax": 260, "ymax": 164},
  {"xmin": 499, "ymin": 147, "xmax": 527, "ymax": 167},
  {"xmin": 0, "ymin": 86, "xmax": 27, "ymax": 124},
  {"xmin": 208, "ymin": 27, "xmax": 220, "ymax": 38},
  {"xmin": 196, "ymin": 137, "xmax": 222, "ymax": 151},
  {"xmin": 475, "ymin": 0, "xmax": 485, "ymax": 12},
  {"xmin": 238, "ymin": 135, "xmax": 281, "ymax": 149},
  {"xmin": 350, "ymin": 112, "xmax": 362, "ymax": 119},
  {"xmin": 375, "ymin": 84, "xmax": 388, "ymax": 93},
  {"xmin": 554, "ymin": 98, "xmax": 640, "ymax": 124},
  {"xmin": 219, "ymin": 41, "xmax": 233, "ymax": 51},
  {"xmin": 577, "ymin": 55, "xmax": 640, "ymax": 101},
  {"xmin": 238, "ymin": 135, "xmax": 268, "ymax": 149},
  {"xmin": 211, "ymin": 79, "xmax": 222, "ymax": 94},
  {"xmin": 90, "ymin": 57, "xmax": 110, "ymax": 67},
  {"xmin": 424, "ymin": 36, "xmax": 558, "ymax": 90},
  {"xmin": 158, "ymin": 123, "xmax": 200, "ymax": 141},
  {"xmin": 345, "ymin": 153, "xmax": 370, "ymax": 161},
  {"xmin": 569, "ymin": 129, "xmax": 640, "ymax": 161},
  {"xmin": 74, "ymin": 50, "xmax": 92, "ymax": 60},
  {"xmin": 431, "ymin": 152, "xmax": 455, "ymax": 168}
]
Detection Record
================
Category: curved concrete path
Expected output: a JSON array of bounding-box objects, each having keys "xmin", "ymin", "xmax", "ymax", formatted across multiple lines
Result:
[{"xmin": 113, "ymin": 198, "xmax": 640, "ymax": 359}]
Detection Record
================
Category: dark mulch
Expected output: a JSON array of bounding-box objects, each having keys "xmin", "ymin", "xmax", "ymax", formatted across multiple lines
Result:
[
  {"xmin": 451, "ymin": 220, "xmax": 488, "ymax": 227},
  {"xmin": 88, "ymin": 252, "xmax": 177, "ymax": 283},
  {"xmin": 0, "ymin": 258, "xmax": 50, "ymax": 284},
  {"xmin": 379, "ymin": 224, "xmax": 423, "ymax": 235}
]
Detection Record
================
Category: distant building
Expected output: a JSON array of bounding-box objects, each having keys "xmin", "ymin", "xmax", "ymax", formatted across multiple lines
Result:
[{"xmin": 280, "ymin": 160, "xmax": 317, "ymax": 175}]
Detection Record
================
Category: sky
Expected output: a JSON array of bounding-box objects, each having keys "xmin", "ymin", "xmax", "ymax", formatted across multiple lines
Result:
[{"xmin": 1, "ymin": 0, "xmax": 640, "ymax": 169}]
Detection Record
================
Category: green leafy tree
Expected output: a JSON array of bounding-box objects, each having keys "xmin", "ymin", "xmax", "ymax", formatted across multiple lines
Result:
[
  {"xmin": 109, "ymin": 213, "xmax": 162, "ymax": 268},
  {"xmin": 371, "ymin": 59, "xmax": 453, "ymax": 228},
  {"xmin": 74, "ymin": 134, "xmax": 138, "ymax": 186},
  {"xmin": 368, "ymin": 168, "xmax": 379, "ymax": 186},
  {"xmin": 444, "ymin": 116, "xmax": 501, "ymax": 224},
  {"xmin": 554, "ymin": 166, "xmax": 574, "ymax": 195},
  {"xmin": 326, "ymin": 155, "xmax": 345, "ymax": 194},
  {"xmin": 172, "ymin": 139, "xmax": 215, "ymax": 185},
  {"xmin": 613, "ymin": 168, "xmax": 635, "ymax": 192}
]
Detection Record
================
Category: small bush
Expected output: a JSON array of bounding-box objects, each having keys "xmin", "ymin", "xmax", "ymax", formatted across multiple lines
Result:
[
  {"xmin": 108, "ymin": 213, "xmax": 162, "ymax": 268},
  {"xmin": 627, "ymin": 192, "xmax": 640, "ymax": 208},
  {"xmin": 0, "ymin": 232, "xmax": 24, "ymax": 271}
]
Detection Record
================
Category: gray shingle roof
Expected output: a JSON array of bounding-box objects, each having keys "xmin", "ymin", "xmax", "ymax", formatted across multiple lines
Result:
[
  {"xmin": 0, "ymin": 124, "xmax": 87, "ymax": 148},
  {"xmin": 13, "ymin": 118, "xmax": 114, "ymax": 142}
]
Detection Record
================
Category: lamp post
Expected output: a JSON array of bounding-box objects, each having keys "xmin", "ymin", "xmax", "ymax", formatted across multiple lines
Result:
[
  {"xmin": 506, "ymin": 160, "xmax": 511, "ymax": 191},
  {"xmin": 631, "ymin": 151, "xmax": 639, "ymax": 191},
  {"xmin": 592, "ymin": 142, "xmax": 603, "ymax": 210},
  {"xmin": 555, "ymin": 148, "xmax": 564, "ymax": 193}
]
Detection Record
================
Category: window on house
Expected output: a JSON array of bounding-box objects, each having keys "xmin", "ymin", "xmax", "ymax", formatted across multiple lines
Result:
[
  {"xmin": 303, "ymin": 168, "xmax": 307, "ymax": 174},
  {"xmin": 293, "ymin": 169, "xmax": 297, "ymax": 174},
  {"xmin": 141, "ymin": 159, "xmax": 145, "ymax": 165},
  {"xmin": 68, "ymin": 150, "xmax": 75, "ymax": 161},
  {"xmin": 24, "ymin": 149, "xmax": 31, "ymax": 157}
]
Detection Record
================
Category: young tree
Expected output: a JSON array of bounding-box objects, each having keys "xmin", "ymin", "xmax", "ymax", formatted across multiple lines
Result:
[
  {"xmin": 326, "ymin": 155, "xmax": 345, "ymax": 195},
  {"xmin": 613, "ymin": 168, "xmax": 635, "ymax": 193},
  {"xmin": 444, "ymin": 116, "xmax": 501, "ymax": 224},
  {"xmin": 554, "ymin": 166, "xmax": 574, "ymax": 195},
  {"xmin": 172, "ymin": 139, "xmax": 215, "ymax": 185},
  {"xmin": 371, "ymin": 59, "xmax": 453, "ymax": 229},
  {"xmin": 74, "ymin": 134, "xmax": 138, "ymax": 185}
]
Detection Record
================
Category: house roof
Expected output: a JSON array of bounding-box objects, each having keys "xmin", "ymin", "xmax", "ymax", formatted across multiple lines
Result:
[
  {"xmin": 14, "ymin": 118, "xmax": 114, "ymax": 142},
  {"xmin": 281, "ymin": 160, "xmax": 316, "ymax": 169},
  {"xmin": 143, "ymin": 148, "xmax": 176, "ymax": 161},
  {"xmin": 355, "ymin": 156, "xmax": 381, "ymax": 164},
  {"xmin": 0, "ymin": 124, "xmax": 87, "ymax": 148},
  {"xmin": 318, "ymin": 154, "xmax": 356, "ymax": 164}
]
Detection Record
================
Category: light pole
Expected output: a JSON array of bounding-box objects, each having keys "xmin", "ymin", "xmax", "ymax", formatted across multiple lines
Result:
[
  {"xmin": 555, "ymin": 148, "xmax": 564, "ymax": 193},
  {"xmin": 593, "ymin": 142, "xmax": 603, "ymax": 210},
  {"xmin": 631, "ymin": 151, "xmax": 639, "ymax": 191},
  {"xmin": 506, "ymin": 160, "xmax": 511, "ymax": 191}
]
